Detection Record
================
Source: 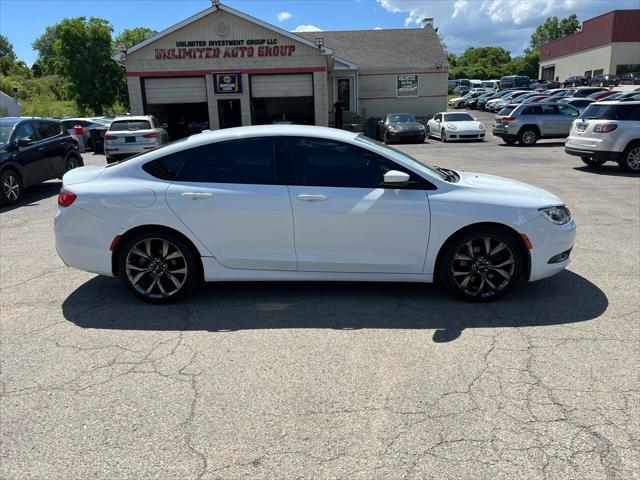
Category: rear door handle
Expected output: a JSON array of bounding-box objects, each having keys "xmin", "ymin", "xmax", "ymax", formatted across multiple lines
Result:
[
  {"xmin": 297, "ymin": 194, "xmax": 329, "ymax": 202},
  {"xmin": 181, "ymin": 192, "xmax": 213, "ymax": 200}
]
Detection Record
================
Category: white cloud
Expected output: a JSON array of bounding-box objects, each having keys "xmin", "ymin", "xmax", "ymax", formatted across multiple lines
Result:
[
  {"xmin": 374, "ymin": 26, "xmax": 383, "ymax": 30},
  {"xmin": 376, "ymin": 0, "xmax": 639, "ymax": 54},
  {"xmin": 277, "ymin": 11, "xmax": 292, "ymax": 22},
  {"xmin": 292, "ymin": 24, "xmax": 323, "ymax": 32}
]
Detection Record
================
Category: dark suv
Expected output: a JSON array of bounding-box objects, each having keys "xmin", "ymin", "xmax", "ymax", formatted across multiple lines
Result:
[
  {"xmin": 0, "ymin": 117, "xmax": 82, "ymax": 206},
  {"xmin": 563, "ymin": 76, "xmax": 589, "ymax": 87},
  {"xmin": 588, "ymin": 74, "xmax": 620, "ymax": 87}
]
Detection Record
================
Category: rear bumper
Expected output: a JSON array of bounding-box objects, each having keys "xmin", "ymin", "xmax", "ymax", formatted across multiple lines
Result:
[
  {"xmin": 104, "ymin": 143, "xmax": 158, "ymax": 157},
  {"xmin": 564, "ymin": 147, "xmax": 622, "ymax": 161}
]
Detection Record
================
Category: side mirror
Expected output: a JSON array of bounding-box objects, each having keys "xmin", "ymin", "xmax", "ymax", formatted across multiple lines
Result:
[
  {"xmin": 383, "ymin": 170, "xmax": 410, "ymax": 185},
  {"xmin": 17, "ymin": 137, "xmax": 32, "ymax": 147}
]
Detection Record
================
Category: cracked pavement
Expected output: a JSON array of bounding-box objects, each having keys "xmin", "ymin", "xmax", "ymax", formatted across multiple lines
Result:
[{"xmin": 1, "ymin": 112, "xmax": 639, "ymax": 479}]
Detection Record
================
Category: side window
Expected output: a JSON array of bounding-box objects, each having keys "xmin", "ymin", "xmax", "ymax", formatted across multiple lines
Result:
[
  {"xmin": 284, "ymin": 137, "xmax": 424, "ymax": 189},
  {"xmin": 177, "ymin": 137, "xmax": 276, "ymax": 184},
  {"xmin": 13, "ymin": 122, "xmax": 36, "ymax": 141},
  {"xmin": 36, "ymin": 121, "xmax": 60, "ymax": 139},
  {"xmin": 434, "ymin": 114, "xmax": 441, "ymax": 122},
  {"xmin": 614, "ymin": 105, "xmax": 640, "ymax": 121},
  {"xmin": 541, "ymin": 105, "xmax": 559, "ymax": 115},
  {"xmin": 557, "ymin": 105, "xmax": 578, "ymax": 117},
  {"xmin": 522, "ymin": 106, "xmax": 541, "ymax": 115},
  {"xmin": 142, "ymin": 150, "xmax": 189, "ymax": 180}
]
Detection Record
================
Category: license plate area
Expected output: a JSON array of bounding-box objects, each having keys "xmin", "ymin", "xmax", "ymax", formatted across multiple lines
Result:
[
  {"xmin": 577, "ymin": 124, "xmax": 587, "ymax": 132},
  {"xmin": 125, "ymin": 136, "xmax": 136, "ymax": 143}
]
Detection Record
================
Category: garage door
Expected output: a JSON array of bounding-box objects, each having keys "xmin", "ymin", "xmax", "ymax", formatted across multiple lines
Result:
[
  {"xmin": 251, "ymin": 74, "xmax": 313, "ymax": 98},
  {"xmin": 145, "ymin": 77, "xmax": 207, "ymax": 104}
]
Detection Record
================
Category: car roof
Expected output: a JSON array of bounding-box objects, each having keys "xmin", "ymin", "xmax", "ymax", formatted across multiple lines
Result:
[
  {"xmin": 596, "ymin": 100, "xmax": 640, "ymax": 105},
  {"xmin": 111, "ymin": 115, "xmax": 152, "ymax": 122},
  {"xmin": 387, "ymin": 113, "xmax": 414, "ymax": 116}
]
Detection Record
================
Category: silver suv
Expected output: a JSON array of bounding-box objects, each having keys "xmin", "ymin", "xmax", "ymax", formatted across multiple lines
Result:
[
  {"xmin": 565, "ymin": 101, "xmax": 640, "ymax": 172},
  {"xmin": 492, "ymin": 102, "xmax": 580, "ymax": 146}
]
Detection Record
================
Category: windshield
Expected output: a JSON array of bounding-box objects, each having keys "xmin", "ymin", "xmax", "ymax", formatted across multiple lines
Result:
[
  {"xmin": 356, "ymin": 135, "xmax": 448, "ymax": 181},
  {"xmin": 444, "ymin": 113, "xmax": 473, "ymax": 122},
  {"xmin": 0, "ymin": 124, "xmax": 16, "ymax": 146},
  {"xmin": 109, "ymin": 120, "xmax": 152, "ymax": 131},
  {"xmin": 387, "ymin": 114, "xmax": 416, "ymax": 123}
]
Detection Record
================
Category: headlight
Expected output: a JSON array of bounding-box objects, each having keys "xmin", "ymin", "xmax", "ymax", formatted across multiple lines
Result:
[
  {"xmin": 539, "ymin": 206, "xmax": 572, "ymax": 225},
  {"xmin": 478, "ymin": 123, "xmax": 485, "ymax": 129},
  {"xmin": 417, "ymin": 124, "xmax": 425, "ymax": 130},
  {"xmin": 446, "ymin": 123, "xmax": 457, "ymax": 130}
]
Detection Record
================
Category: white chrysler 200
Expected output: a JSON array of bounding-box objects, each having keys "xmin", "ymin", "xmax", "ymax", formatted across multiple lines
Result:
[{"xmin": 54, "ymin": 125, "xmax": 576, "ymax": 303}]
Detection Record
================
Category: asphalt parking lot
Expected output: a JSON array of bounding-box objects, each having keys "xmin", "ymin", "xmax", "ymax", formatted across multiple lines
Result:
[{"xmin": 1, "ymin": 110, "xmax": 639, "ymax": 479}]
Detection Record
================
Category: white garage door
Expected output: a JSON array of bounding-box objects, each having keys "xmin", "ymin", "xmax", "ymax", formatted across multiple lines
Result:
[
  {"xmin": 145, "ymin": 77, "xmax": 207, "ymax": 104},
  {"xmin": 251, "ymin": 74, "xmax": 313, "ymax": 98}
]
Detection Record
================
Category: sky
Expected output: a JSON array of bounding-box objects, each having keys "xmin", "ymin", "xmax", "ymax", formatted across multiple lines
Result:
[{"xmin": 1, "ymin": 0, "xmax": 638, "ymax": 65}]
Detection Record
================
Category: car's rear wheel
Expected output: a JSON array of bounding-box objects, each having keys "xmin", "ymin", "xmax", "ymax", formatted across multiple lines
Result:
[
  {"xmin": 618, "ymin": 144, "xmax": 640, "ymax": 173},
  {"xmin": 518, "ymin": 127, "xmax": 538, "ymax": 146},
  {"xmin": 383, "ymin": 132, "xmax": 389, "ymax": 144},
  {"xmin": 65, "ymin": 152, "xmax": 83, "ymax": 172},
  {"xmin": 581, "ymin": 157, "xmax": 606, "ymax": 167},
  {"xmin": 0, "ymin": 170, "xmax": 22, "ymax": 206},
  {"xmin": 438, "ymin": 229, "xmax": 522, "ymax": 302},
  {"xmin": 118, "ymin": 232, "xmax": 199, "ymax": 303}
]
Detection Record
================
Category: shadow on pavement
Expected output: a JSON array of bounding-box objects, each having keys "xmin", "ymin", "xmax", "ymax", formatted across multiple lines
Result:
[
  {"xmin": 0, "ymin": 181, "xmax": 61, "ymax": 214},
  {"xmin": 498, "ymin": 141, "xmax": 566, "ymax": 148},
  {"xmin": 63, "ymin": 270, "xmax": 607, "ymax": 343},
  {"xmin": 573, "ymin": 165, "xmax": 636, "ymax": 177}
]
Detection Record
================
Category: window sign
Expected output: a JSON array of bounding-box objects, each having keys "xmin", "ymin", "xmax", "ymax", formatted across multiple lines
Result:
[
  {"xmin": 397, "ymin": 75, "xmax": 418, "ymax": 97},
  {"xmin": 214, "ymin": 73, "xmax": 242, "ymax": 94}
]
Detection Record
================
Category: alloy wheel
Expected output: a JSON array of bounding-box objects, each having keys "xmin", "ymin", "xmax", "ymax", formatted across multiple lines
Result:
[
  {"xmin": 626, "ymin": 147, "xmax": 640, "ymax": 171},
  {"xmin": 125, "ymin": 238, "xmax": 188, "ymax": 299},
  {"xmin": 450, "ymin": 236, "xmax": 516, "ymax": 298},
  {"xmin": 521, "ymin": 130, "xmax": 536, "ymax": 145},
  {"xmin": 3, "ymin": 174, "xmax": 20, "ymax": 202}
]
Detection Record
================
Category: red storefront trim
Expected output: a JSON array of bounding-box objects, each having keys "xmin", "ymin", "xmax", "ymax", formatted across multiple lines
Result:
[{"xmin": 127, "ymin": 66, "xmax": 327, "ymax": 77}]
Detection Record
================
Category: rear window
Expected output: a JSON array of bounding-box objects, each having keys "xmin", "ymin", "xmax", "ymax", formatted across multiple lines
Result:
[
  {"xmin": 36, "ymin": 121, "xmax": 62, "ymax": 139},
  {"xmin": 580, "ymin": 104, "xmax": 640, "ymax": 121},
  {"xmin": 109, "ymin": 120, "xmax": 152, "ymax": 131},
  {"xmin": 497, "ymin": 107, "xmax": 515, "ymax": 116}
]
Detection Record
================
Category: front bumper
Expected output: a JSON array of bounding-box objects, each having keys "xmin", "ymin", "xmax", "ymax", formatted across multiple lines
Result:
[
  {"xmin": 444, "ymin": 130, "xmax": 485, "ymax": 141},
  {"xmin": 520, "ymin": 214, "xmax": 577, "ymax": 282},
  {"xmin": 387, "ymin": 131, "xmax": 426, "ymax": 142}
]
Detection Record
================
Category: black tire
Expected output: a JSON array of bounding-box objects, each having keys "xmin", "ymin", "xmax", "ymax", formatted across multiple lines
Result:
[
  {"xmin": 441, "ymin": 129, "xmax": 447, "ymax": 142},
  {"xmin": 618, "ymin": 143, "xmax": 640, "ymax": 173},
  {"xmin": 383, "ymin": 132, "xmax": 389, "ymax": 144},
  {"xmin": 517, "ymin": 127, "xmax": 538, "ymax": 146},
  {"xmin": 581, "ymin": 156, "xmax": 606, "ymax": 167},
  {"xmin": 65, "ymin": 152, "xmax": 83, "ymax": 172},
  {"xmin": 503, "ymin": 136, "xmax": 517, "ymax": 145},
  {"xmin": 0, "ymin": 169, "xmax": 23, "ymax": 206},
  {"xmin": 118, "ymin": 231, "xmax": 200, "ymax": 304},
  {"xmin": 425, "ymin": 125, "xmax": 431, "ymax": 139},
  {"xmin": 438, "ymin": 228, "xmax": 523, "ymax": 302}
]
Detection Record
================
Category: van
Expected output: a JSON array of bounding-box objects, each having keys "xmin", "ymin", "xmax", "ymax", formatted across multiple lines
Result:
[
  {"xmin": 482, "ymin": 80, "xmax": 500, "ymax": 91},
  {"xmin": 500, "ymin": 76, "xmax": 530, "ymax": 90}
]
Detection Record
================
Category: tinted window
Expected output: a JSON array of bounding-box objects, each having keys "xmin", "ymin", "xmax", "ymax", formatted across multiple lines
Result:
[
  {"xmin": 559, "ymin": 104, "xmax": 581, "ymax": 115},
  {"xmin": 521, "ymin": 105, "xmax": 542, "ymax": 115},
  {"xmin": 0, "ymin": 123, "xmax": 16, "ymax": 145},
  {"xmin": 433, "ymin": 114, "xmax": 442, "ymax": 122},
  {"xmin": 284, "ymin": 137, "xmax": 424, "ymax": 189},
  {"xmin": 580, "ymin": 104, "xmax": 640, "ymax": 121},
  {"xmin": 444, "ymin": 113, "xmax": 473, "ymax": 121},
  {"xmin": 14, "ymin": 122, "xmax": 36, "ymax": 140},
  {"xmin": 110, "ymin": 120, "xmax": 152, "ymax": 131},
  {"xmin": 142, "ymin": 151, "xmax": 189, "ymax": 180},
  {"xmin": 541, "ymin": 105, "xmax": 560, "ymax": 115},
  {"xmin": 36, "ymin": 121, "xmax": 61, "ymax": 139},
  {"xmin": 388, "ymin": 114, "xmax": 416, "ymax": 123},
  {"xmin": 177, "ymin": 137, "xmax": 275, "ymax": 184}
]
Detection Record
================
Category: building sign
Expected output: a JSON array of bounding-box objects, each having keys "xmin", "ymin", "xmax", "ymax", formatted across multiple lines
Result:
[
  {"xmin": 155, "ymin": 38, "xmax": 296, "ymax": 60},
  {"xmin": 214, "ymin": 73, "xmax": 242, "ymax": 94},
  {"xmin": 397, "ymin": 75, "xmax": 418, "ymax": 97}
]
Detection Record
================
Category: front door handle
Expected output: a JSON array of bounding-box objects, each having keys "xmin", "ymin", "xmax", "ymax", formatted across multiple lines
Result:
[
  {"xmin": 297, "ymin": 194, "xmax": 329, "ymax": 202},
  {"xmin": 181, "ymin": 192, "xmax": 213, "ymax": 200}
]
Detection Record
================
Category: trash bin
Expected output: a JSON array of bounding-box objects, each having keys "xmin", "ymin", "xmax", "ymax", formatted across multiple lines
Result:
[{"xmin": 89, "ymin": 127, "xmax": 108, "ymax": 155}]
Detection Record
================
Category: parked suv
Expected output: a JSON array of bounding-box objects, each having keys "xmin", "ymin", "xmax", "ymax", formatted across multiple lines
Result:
[
  {"xmin": 588, "ymin": 74, "xmax": 619, "ymax": 87},
  {"xmin": 492, "ymin": 102, "xmax": 580, "ymax": 146},
  {"xmin": 0, "ymin": 117, "xmax": 82, "ymax": 205},
  {"xmin": 563, "ymin": 76, "xmax": 589, "ymax": 87},
  {"xmin": 565, "ymin": 101, "xmax": 640, "ymax": 172},
  {"xmin": 104, "ymin": 115, "xmax": 169, "ymax": 163}
]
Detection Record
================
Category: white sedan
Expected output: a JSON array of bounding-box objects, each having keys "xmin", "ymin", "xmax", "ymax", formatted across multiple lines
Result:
[
  {"xmin": 55, "ymin": 125, "xmax": 575, "ymax": 303},
  {"xmin": 427, "ymin": 112, "xmax": 486, "ymax": 142}
]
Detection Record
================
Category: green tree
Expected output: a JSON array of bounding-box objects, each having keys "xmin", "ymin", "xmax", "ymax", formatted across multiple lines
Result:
[
  {"xmin": 530, "ymin": 14, "xmax": 580, "ymax": 50},
  {"xmin": 51, "ymin": 17, "xmax": 125, "ymax": 114},
  {"xmin": 0, "ymin": 34, "xmax": 17, "ymax": 76},
  {"xmin": 32, "ymin": 26, "xmax": 59, "ymax": 76},
  {"xmin": 449, "ymin": 46, "xmax": 512, "ymax": 79},
  {"xmin": 114, "ymin": 27, "xmax": 157, "ymax": 52}
]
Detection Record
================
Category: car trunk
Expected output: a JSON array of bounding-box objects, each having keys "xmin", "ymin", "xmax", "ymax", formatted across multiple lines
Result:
[{"xmin": 105, "ymin": 129, "xmax": 158, "ymax": 147}]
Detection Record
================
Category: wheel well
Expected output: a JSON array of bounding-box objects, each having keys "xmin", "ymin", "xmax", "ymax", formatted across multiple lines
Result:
[
  {"xmin": 434, "ymin": 222, "xmax": 531, "ymax": 282},
  {"xmin": 111, "ymin": 225, "xmax": 204, "ymax": 278},
  {"xmin": 519, "ymin": 124, "xmax": 540, "ymax": 137},
  {"xmin": 0, "ymin": 165, "xmax": 22, "ymax": 180},
  {"xmin": 623, "ymin": 139, "xmax": 640, "ymax": 154}
]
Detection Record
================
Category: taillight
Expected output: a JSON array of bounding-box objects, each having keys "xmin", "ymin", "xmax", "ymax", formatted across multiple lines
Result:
[
  {"xmin": 594, "ymin": 123, "xmax": 617, "ymax": 133},
  {"xmin": 143, "ymin": 132, "xmax": 158, "ymax": 138},
  {"xmin": 503, "ymin": 116, "xmax": 516, "ymax": 122},
  {"xmin": 58, "ymin": 188, "xmax": 77, "ymax": 207},
  {"xmin": 104, "ymin": 134, "xmax": 117, "ymax": 140}
]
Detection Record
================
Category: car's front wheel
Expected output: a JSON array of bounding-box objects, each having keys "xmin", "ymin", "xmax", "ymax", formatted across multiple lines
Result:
[
  {"xmin": 118, "ymin": 232, "xmax": 200, "ymax": 303},
  {"xmin": 619, "ymin": 143, "xmax": 640, "ymax": 173},
  {"xmin": 438, "ymin": 229, "xmax": 522, "ymax": 302},
  {"xmin": 581, "ymin": 157, "xmax": 606, "ymax": 168},
  {"xmin": 0, "ymin": 169, "xmax": 22, "ymax": 206}
]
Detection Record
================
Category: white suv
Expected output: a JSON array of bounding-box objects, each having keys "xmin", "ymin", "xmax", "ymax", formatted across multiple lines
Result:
[{"xmin": 565, "ymin": 101, "xmax": 640, "ymax": 173}]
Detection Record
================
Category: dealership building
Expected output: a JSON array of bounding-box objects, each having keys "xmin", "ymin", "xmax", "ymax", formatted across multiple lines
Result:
[
  {"xmin": 121, "ymin": 2, "xmax": 447, "ymax": 137},
  {"xmin": 539, "ymin": 9, "xmax": 640, "ymax": 82}
]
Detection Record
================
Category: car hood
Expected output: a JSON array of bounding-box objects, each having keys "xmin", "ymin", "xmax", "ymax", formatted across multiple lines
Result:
[
  {"xmin": 62, "ymin": 165, "xmax": 104, "ymax": 186},
  {"xmin": 456, "ymin": 171, "xmax": 563, "ymax": 207},
  {"xmin": 450, "ymin": 97, "xmax": 465, "ymax": 102},
  {"xmin": 389, "ymin": 122, "xmax": 423, "ymax": 131},
  {"xmin": 445, "ymin": 120, "xmax": 482, "ymax": 129}
]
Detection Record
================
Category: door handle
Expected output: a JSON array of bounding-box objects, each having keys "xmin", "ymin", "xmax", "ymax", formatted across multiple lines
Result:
[
  {"xmin": 297, "ymin": 194, "xmax": 329, "ymax": 202},
  {"xmin": 181, "ymin": 192, "xmax": 213, "ymax": 200},
  {"xmin": 38, "ymin": 147, "xmax": 46, "ymax": 151}
]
